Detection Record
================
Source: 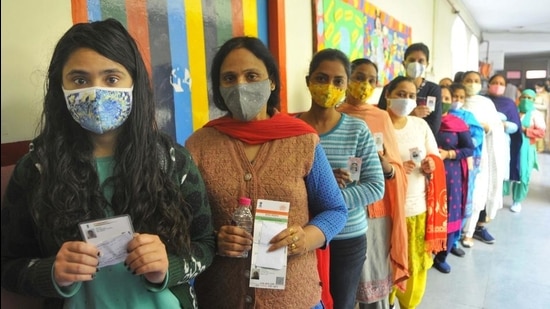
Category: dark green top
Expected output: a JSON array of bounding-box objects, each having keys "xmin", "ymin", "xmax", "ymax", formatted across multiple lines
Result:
[{"xmin": 1, "ymin": 143, "xmax": 215, "ymax": 308}]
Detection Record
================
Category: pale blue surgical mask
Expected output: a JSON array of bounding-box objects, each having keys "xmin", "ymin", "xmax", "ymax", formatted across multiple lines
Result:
[
  {"xmin": 406, "ymin": 62, "xmax": 426, "ymax": 79},
  {"xmin": 63, "ymin": 86, "xmax": 133, "ymax": 134}
]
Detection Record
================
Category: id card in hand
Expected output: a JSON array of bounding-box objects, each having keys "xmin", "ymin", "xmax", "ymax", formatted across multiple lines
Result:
[
  {"xmin": 373, "ymin": 132, "xmax": 384, "ymax": 152},
  {"xmin": 348, "ymin": 157, "xmax": 362, "ymax": 182},
  {"xmin": 409, "ymin": 147, "xmax": 424, "ymax": 165},
  {"xmin": 426, "ymin": 96, "xmax": 436, "ymax": 112},
  {"xmin": 79, "ymin": 214, "xmax": 134, "ymax": 268}
]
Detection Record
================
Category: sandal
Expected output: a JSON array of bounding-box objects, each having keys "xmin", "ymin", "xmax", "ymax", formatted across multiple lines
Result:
[{"xmin": 461, "ymin": 237, "xmax": 474, "ymax": 248}]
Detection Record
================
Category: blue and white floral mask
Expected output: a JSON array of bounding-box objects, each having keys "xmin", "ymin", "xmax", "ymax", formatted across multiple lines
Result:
[{"xmin": 63, "ymin": 86, "xmax": 133, "ymax": 134}]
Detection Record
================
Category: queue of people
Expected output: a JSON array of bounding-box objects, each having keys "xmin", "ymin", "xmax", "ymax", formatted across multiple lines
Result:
[{"xmin": 1, "ymin": 18, "xmax": 546, "ymax": 309}]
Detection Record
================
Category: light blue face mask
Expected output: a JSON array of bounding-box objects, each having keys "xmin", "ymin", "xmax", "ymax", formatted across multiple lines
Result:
[{"xmin": 63, "ymin": 86, "xmax": 133, "ymax": 134}]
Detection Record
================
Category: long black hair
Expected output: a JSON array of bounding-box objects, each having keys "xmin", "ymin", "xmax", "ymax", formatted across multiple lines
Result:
[{"xmin": 32, "ymin": 18, "xmax": 191, "ymax": 256}]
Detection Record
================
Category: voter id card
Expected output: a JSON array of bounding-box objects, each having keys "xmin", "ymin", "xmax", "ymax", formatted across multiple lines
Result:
[
  {"xmin": 373, "ymin": 132, "xmax": 384, "ymax": 152},
  {"xmin": 79, "ymin": 214, "xmax": 134, "ymax": 268},
  {"xmin": 348, "ymin": 157, "xmax": 362, "ymax": 182}
]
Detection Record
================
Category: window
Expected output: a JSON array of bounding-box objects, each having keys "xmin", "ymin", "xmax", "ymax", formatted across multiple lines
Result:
[
  {"xmin": 451, "ymin": 17, "xmax": 467, "ymax": 78},
  {"xmin": 468, "ymin": 35, "xmax": 479, "ymax": 72},
  {"xmin": 506, "ymin": 71, "xmax": 521, "ymax": 79},
  {"xmin": 525, "ymin": 70, "xmax": 547, "ymax": 79}
]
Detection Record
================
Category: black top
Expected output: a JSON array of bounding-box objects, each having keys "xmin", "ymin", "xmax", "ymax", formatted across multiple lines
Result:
[{"xmin": 377, "ymin": 79, "xmax": 442, "ymax": 134}]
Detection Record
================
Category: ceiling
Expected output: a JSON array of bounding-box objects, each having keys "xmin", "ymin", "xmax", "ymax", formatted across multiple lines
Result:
[{"xmin": 460, "ymin": 0, "xmax": 550, "ymax": 56}]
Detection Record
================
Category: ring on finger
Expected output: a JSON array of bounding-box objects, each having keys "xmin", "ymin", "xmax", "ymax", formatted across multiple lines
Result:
[
  {"xmin": 292, "ymin": 235, "xmax": 299, "ymax": 242},
  {"xmin": 290, "ymin": 243, "xmax": 297, "ymax": 250}
]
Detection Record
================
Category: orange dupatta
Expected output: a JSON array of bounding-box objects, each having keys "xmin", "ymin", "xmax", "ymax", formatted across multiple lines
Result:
[{"xmin": 425, "ymin": 154, "xmax": 448, "ymax": 253}]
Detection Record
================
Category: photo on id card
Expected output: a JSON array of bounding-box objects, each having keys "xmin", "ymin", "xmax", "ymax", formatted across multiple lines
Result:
[
  {"xmin": 426, "ymin": 96, "xmax": 436, "ymax": 111},
  {"xmin": 409, "ymin": 147, "xmax": 423, "ymax": 164},
  {"xmin": 348, "ymin": 157, "xmax": 362, "ymax": 182}
]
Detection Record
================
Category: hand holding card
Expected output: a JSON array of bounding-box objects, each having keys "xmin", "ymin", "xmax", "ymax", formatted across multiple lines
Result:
[
  {"xmin": 409, "ymin": 147, "xmax": 424, "ymax": 166},
  {"xmin": 79, "ymin": 215, "xmax": 134, "ymax": 268},
  {"xmin": 416, "ymin": 97, "xmax": 427, "ymax": 106}
]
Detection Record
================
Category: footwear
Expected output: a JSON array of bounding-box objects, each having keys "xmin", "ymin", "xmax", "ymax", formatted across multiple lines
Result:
[
  {"xmin": 511, "ymin": 202, "xmax": 522, "ymax": 213},
  {"xmin": 461, "ymin": 237, "xmax": 474, "ymax": 248},
  {"xmin": 450, "ymin": 246, "xmax": 465, "ymax": 257},
  {"xmin": 433, "ymin": 259, "xmax": 451, "ymax": 273},
  {"xmin": 473, "ymin": 226, "xmax": 495, "ymax": 244}
]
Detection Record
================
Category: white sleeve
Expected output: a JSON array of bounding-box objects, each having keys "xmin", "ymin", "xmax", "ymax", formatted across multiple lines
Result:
[{"xmin": 533, "ymin": 111, "xmax": 547, "ymax": 130}]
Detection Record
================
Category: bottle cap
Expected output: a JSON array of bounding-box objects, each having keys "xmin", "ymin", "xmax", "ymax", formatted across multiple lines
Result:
[{"xmin": 239, "ymin": 197, "xmax": 251, "ymax": 206}]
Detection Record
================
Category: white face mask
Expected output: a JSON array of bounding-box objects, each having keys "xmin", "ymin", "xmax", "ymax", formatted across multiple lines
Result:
[
  {"xmin": 388, "ymin": 98, "xmax": 416, "ymax": 116},
  {"xmin": 450, "ymin": 101, "xmax": 464, "ymax": 110},
  {"xmin": 406, "ymin": 62, "xmax": 426, "ymax": 79},
  {"xmin": 464, "ymin": 83, "xmax": 482, "ymax": 96}
]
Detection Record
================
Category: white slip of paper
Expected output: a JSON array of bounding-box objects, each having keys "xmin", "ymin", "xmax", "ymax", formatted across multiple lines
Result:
[
  {"xmin": 97, "ymin": 232, "xmax": 133, "ymax": 268},
  {"xmin": 256, "ymin": 221, "xmax": 286, "ymax": 270}
]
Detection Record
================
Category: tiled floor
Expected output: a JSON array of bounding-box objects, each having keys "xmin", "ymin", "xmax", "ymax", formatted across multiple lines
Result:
[{"xmin": 418, "ymin": 153, "xmax": 550, "ymax": 309}]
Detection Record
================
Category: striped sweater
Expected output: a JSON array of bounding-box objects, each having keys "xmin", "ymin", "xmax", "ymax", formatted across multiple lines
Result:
[{"xmin": 319, "ymin": 113, "xmax": 385, "ymax": 240}]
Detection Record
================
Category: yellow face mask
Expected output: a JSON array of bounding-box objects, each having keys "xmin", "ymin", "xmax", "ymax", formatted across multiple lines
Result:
[
  {"xmin": 308, "ymin": 83, "xmax": 346, "ymax": 108},
  {"xmin": 347, "ymin": 80, "xmax": 374, "ymax": 102}
]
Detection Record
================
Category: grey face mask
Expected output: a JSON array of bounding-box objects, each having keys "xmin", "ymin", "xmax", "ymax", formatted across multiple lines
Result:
[{"xmin": 220, "ymin": 79, "xmax": 272, "ymax": 121}]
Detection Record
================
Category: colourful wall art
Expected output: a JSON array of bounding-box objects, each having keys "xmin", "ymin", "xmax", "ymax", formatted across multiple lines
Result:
[
  {"xmin": 314, "ymin": 0, "xmax": 412, "ymax": 86},
  {"xmin": 72, "ymin": 0, "xmax": 268, "ymax": 144}
]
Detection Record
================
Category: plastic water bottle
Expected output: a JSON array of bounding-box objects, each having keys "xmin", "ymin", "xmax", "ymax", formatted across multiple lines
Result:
[{"xmin": 232, "ymin": 197, "xmax": 253, "ymax": 258}]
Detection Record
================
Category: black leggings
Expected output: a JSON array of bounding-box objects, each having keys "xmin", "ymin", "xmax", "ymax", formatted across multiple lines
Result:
[{"xmin": 477, "ymin": 209, "xmax": 487, "ymax": 223}]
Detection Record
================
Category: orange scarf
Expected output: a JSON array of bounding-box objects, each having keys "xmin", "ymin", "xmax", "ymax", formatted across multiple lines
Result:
[
  {"xmin": 386, "ymin": 165, "xmax": 410, "ymax": 292},
  {"xmin": 425, "ymin": 154, "xmax": 448, "ymax": 253}
]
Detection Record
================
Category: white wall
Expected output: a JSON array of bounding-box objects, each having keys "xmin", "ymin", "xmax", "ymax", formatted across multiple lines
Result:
[
  {"xmin": 1, "ymin": 1, "xmax": 72, "ymax": 143},
  {"xmin": 284, "ymin": 0, "xmax": 313, "ymax": 114}
]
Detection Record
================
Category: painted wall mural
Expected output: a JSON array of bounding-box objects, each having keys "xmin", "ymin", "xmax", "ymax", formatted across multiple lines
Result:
[
  {"xmin": 314, "ymin": 0, "xmax": 412, "ymax": 86},
  {"xmin": 71, "ymin": 0, "xmax": 268, "ymax": 144}
]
